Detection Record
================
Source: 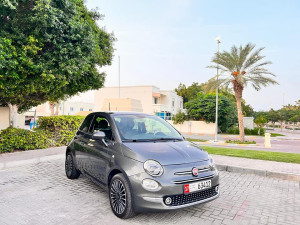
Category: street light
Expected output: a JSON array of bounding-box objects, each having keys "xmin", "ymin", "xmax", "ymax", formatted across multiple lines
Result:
[{"xmin": 214, "ymin": 36, "xmax": 221, "ymax": 142}]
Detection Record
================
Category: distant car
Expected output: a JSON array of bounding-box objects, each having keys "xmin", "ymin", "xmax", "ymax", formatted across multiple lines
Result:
[{"xmin": 65, "ymin": 112, "xmax": 219, "ymax": 218}]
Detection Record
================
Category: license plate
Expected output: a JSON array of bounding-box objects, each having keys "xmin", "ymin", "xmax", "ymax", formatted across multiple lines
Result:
[{"xmin": 184, "ymin": 180, "xmax": 211, "ymax": 194}]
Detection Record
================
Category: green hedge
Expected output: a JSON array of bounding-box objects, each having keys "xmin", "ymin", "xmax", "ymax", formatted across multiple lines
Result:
[
  {"xmin": 36, "ymin": 116, "xmax": 85, "ymax": 146},
  {"xmin": 227, "ymin": 127, "xmax": 265, "ymax": 136},
  {"xmin": 0, "ymin": 128, "xmax": 51, "ymax": 153},
  {"xmin": 0, "ymin": 116, "xmax": 85, "ymax": 153}
]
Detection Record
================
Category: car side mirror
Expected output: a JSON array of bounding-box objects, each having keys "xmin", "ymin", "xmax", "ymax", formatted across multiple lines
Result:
[{"xmin": 93, "ymin": 131, "xmax": 106, "ymax": 140}]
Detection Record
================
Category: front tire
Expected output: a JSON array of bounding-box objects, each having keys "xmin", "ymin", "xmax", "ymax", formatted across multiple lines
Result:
[
  {"xmin": 65, "ymin": 152, "xmax": 80, "ymax": 179},
  {"xmin": 109, "ymin": 174, "xmax": 136, "ymax": 219}
]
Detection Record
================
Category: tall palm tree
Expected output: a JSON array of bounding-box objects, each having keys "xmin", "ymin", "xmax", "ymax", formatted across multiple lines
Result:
[{"xmin": 207, "ymin": 43, "xmax": 278, "ymax": 142}]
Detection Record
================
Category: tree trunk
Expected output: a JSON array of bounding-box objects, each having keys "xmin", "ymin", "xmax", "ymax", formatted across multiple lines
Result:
[
  {"xmin": 49, "ymin": 102, "xmax": 55, "ymax": 116},
  {"xmin": 8, "ymin": 103, "xmax": 19, "ymax": 128},
  {"xmin": 236, "ymin": 96, "xmax": 245, "ymax": 142},
  {"xmin": 55, "ymin": 102, "xmax": 59, "ymax": 115},
  {"xmin": 293, "ymin": 122, "xmax": 295, "ymax": 133},
  {"xmin": 233, "ymin": 80, "xmax": 245, "ymax": 142}
]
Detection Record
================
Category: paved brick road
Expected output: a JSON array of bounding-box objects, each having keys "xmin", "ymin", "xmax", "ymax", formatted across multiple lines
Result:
[{"xmin": 0, "ymin": 158, "xmax": 299, "ymax": 225}]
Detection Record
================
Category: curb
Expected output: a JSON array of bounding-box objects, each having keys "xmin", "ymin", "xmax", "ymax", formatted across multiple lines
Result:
[{"xmin": 216, "ymin": 164, "xmax": 300, "ymax": 181}]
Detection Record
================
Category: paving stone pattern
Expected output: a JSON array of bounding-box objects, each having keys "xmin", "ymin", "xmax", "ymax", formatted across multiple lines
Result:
[{"xmin": 0, "ymin": 158, "xmax": 299, "ymax": 225}]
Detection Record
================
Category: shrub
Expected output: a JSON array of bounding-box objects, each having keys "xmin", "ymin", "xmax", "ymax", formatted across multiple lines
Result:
[
  {"xmin": 37, "ymin": 115, "xmax": 85, "ymax": 145},
  {"xmin": 0, "ymin": 127, "xmax": 51, "ymax": 153},
  {"xmin": 172, "ymin": 110, "xmax": 187, "ymax": 125},
  {"xmin": 227, "ymin": 127, "xmax": 265, "ymax": 136},
  {"xmin": 225, "ymin": 139, "xmax": 256, "ymax": 144}
]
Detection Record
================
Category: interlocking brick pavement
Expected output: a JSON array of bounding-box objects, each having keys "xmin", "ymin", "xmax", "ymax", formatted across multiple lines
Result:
[{"xmin": 0, "ymin": 158, "xmax": 299, "ymax": 225}]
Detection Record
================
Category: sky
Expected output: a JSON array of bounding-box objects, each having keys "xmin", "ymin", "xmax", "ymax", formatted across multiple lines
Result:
[{"xmin": 80, "ymin": 0, "xmax": 300, "ymax": 110}]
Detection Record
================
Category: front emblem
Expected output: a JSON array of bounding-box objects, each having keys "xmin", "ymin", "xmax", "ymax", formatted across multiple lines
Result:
[{"xmin": 192, "ymin": 167, "xmax": 198, "ymax": 176}]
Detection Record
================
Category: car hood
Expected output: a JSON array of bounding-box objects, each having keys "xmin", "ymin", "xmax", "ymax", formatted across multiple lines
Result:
[{"xmin": 122, "ymin": 141, "xmax": 209, "ymax": 165}]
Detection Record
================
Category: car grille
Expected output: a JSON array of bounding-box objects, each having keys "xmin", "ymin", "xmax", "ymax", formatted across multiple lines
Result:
[
  {"xmin": 163, "ymin": 186, "xmax": 218, "ymax": 206},
  {"xmin": 173, "ymin": 174, "xmax": 215, "ymax": 184}
]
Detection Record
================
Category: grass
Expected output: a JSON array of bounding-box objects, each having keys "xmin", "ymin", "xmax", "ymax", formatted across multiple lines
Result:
[
  {"xmin": 225, "ymin": 139, "xmax": 256, "ymax": 144},
  {"xmin": 186, "ymin": 138, "xmax": 208, "ymax": 142},
  {"xmin": 270, "ymin": 133, "xmax": 285, "ymax": 137},
  {"xmin": 201, "ymin": 146, "xmax": 300, "ymax": 164}
]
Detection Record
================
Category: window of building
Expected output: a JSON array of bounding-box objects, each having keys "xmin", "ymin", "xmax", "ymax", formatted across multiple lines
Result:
[
  {"xmin": 80, "ymin": 108, "xmax": 84, "ymax": 111},
  {"xmin": 154, "ymin": 97, "xmax": 158, "ymax": 104},
  {"xmin": 89, "ymin": 109, "xmax": 92, "ymax": 111},
  {"xmin": 172, "ymin": 99, "xmax": 175, "ymax": 107},
  {"xmin": 70, "ymin": 107, "xmax": 74, "ymax": 112}
]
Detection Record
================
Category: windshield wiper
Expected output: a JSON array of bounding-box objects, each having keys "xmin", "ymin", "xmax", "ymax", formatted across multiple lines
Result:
[
  {"xmin": 123, "ymin": 139, "xmax": 153, "ymax": 142},
  {"xmin": 153, "ymin": 138, "xmax": 183, "ymax": 141}
]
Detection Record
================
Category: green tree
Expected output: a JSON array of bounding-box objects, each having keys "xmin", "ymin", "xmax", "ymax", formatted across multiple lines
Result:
[
  {"xmin": 267, "ymin": 109, "xmax": 280, "ymax": 128},
  {"xmin": 278, "ymin": 109, "xmax": 289, "ymax": 131},
  {"xmin": 175, "ymin": 82, "xmax": 204, "ymax": 103},
  {"xmin": 289, "ymin": 112, "xmax": 300, "ymax": 132},
  {"xmin": 172, "ymin": 110, "xmax": 187, "ymax": 125},
  {"xmin": 207, "ymin": 43, "xmax": 278, "ymax": 142},
  {"xmin": 0, "ymin": 0, "xmax": 114, "ymax": 127},
  {"xmin": 185, "ymin": 93, "xmax": 237, "ymax": 132},
  {"xmin": 254, "ymin": 115, "xmax": 267, "ymax": 135}
]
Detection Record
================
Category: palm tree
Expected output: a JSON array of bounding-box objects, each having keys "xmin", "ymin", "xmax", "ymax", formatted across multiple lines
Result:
[{"xmin": 207, "ymin": 43, "xmax": 278, "ymax": 142}]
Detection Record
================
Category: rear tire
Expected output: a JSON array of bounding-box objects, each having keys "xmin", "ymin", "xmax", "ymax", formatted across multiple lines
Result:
[
  {"xmin": 65, "ymin": 152, "xmax": 80, "ymax": 179},
  {"xmin": 109, "ymin": 173, "xmax": 136, "ymax": 219}
]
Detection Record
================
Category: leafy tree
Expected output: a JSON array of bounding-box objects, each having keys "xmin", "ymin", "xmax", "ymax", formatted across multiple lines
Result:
[
  {"xmin": 242, "ymin": 103, "xmax": 254, "ymax": 117},
  {"xmin": 175, "ymin": 82, "xmax": 204, "ymax": 103},
  {"xmin": 267, "ymin": 109, "xmax": 280, "ymax": 128},
  {"xmin": 185, "ymin": 93, "xmax": 237, "ymax": 132},
  {"xmin": 289, "ymin": 112, "xmax": 300, "ymax": 132},
  {"xmin": 207, "ymin": 43, "xmax": 278, "ymax": 142},
  {"xmin": 0, "ymin": 0, "xmax": 115, "ymax": 127},
  {"xmin": 254, "ymin": 115, "xmax": 267, "ymax": 135},
  {"xmin": 172, "ymin": 110, "xmax": 186, "ymax": 125},
  {"xmin": 277, "ymin": 109, "xmax": 289, "ymax": 131}
]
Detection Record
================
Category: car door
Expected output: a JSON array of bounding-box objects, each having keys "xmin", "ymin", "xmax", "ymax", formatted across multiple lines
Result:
[
  {"xmin": 84, "ymin": 114, "xmax": 114, "ymax": 184},
  {"xmin": 74, "ymin": 114, "xmax": 94, "ymax": 172}
]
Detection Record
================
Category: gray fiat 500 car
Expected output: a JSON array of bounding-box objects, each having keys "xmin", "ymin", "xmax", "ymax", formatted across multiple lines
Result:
[{"xmin": 65, "ymin": 112, "xmax": 219, "ymax": 218}]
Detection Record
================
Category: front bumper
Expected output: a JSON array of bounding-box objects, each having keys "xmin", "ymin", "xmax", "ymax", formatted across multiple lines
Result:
[{"xmin": 128, "ymin": 170, "xmax": 220, "ymax": 212}]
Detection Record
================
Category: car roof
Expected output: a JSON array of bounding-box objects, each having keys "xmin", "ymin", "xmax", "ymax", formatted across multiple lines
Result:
[{"xmin": 88, "ymin": 111, "xmax": 155, "ymax": 117}]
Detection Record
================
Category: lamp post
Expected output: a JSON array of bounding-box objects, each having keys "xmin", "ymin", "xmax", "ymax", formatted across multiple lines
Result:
[
  {"xmin": 118, "ymin": 55, "xmax": 120, "ymax": 99},
  {"xmin": 214, "ymin": 36, "xmax": 221, "ymax": 142}
]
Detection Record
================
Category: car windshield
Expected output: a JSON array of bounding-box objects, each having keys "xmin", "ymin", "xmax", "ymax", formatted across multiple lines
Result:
[{"xmin": 112, "ymin": 114, "xmax": 184, "ymax": 141}]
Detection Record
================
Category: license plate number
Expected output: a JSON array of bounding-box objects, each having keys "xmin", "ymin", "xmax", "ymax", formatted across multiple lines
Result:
[{"xmin": 184, "ymin": 180, "xmax": 211, "ymax": 194}]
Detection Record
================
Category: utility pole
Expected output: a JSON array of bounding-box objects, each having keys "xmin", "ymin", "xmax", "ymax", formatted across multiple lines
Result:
[
  {"xmin": 118, "ymin": 56, "xmax": 120, "ymax": 98},
  {"xmin": 214, "ymin": 37, "xmax": 221, "ymax": 142}
]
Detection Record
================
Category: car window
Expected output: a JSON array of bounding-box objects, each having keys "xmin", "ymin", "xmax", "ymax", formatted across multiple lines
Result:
[
  {"xmin": 79, "ymin": 115, "xmax": 94, "ymax": 132},
  {"xmin": 112, "ymin": 114, "xmax": 183, "ymax": 141},
  {"xmin": 89, "ymin": 115, "xmax": 114, "ymax": 140}
]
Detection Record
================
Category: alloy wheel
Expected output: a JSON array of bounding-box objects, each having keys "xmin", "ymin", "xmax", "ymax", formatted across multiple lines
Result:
[{"xmin": 110, "ymin": 179, "xmax": 127, "ymax": 214}]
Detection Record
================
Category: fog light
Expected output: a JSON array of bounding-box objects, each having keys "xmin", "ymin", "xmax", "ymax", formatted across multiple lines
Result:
[
  {"xmin": 142, "ymin": 179, "xmax": 160, "ymax": 191},
  {"xmin": 215, "ymin": 186, "xmax": 219, "ymax": 193},
  {"xmin": 165, "ymin": 197, "xmax": 172, "ymax": 205}
]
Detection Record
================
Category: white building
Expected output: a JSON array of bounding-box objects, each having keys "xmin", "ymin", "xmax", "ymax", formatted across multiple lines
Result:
[{"xmin": 94, "ymin": 85, "xmax": 184, "ymax": 119}]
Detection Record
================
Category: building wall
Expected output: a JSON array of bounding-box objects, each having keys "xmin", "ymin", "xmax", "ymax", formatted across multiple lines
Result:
[
  {"xmin": 0, "ymin": 107, "xmax": 10, "ymax": 130},
  {"xmin": 0, "ymin": 107, "xmax": 25, "ymax": 130},
  {"xmin": 102, "ymin": 98, "xmax": 143, "ymax": 112},
  {"xmin": 59, "ymin": 102, "xmax": 94, "ymax": 115},
  {"xmin": 95, "ymin": 86, "xmax": 155, "ymax": 114},
  {"xmin": 94, "ymin": 86, "xmax": 183, "ymax": 115},
  {"xmin": 167, "ymin": 120, "xmax": 215, "ymax": 135},
  {"xmin": 160, "ymin": 90, "xmax": 183, "ymax": 115},
  {"xmin": 25, "ymin": 101, "xmax": 94, "ymax": 117}
]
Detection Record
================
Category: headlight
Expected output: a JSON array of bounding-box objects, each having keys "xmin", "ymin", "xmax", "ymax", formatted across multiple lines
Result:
[
  {"xmin": 208, "ymin": 155, "xmax": 216, "ymax": 170},
  {"xmin": 144, "ymin": 160, "xmax": 164, "ymax": 177}
]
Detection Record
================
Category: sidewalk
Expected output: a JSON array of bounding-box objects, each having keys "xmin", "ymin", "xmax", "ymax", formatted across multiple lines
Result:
[{"xmin": 0, "ymin": 146, "xmax": 300, "ymax": 181}]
